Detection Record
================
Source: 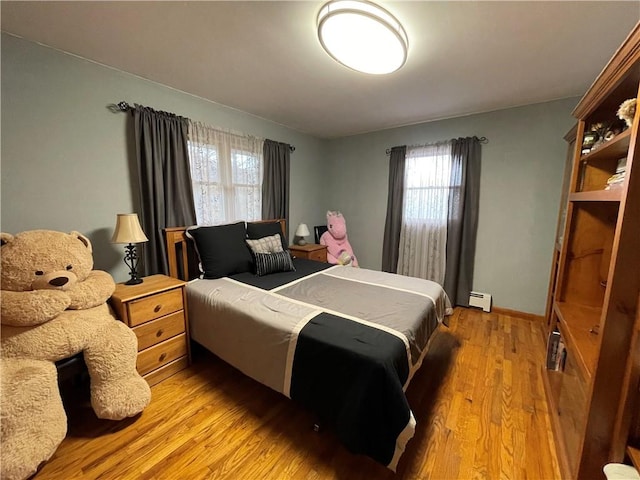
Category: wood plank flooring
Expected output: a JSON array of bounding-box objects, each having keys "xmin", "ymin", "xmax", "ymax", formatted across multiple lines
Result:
[{"xmin": 35, "ymin": 308, "xmax": 560, "ymax": 479}]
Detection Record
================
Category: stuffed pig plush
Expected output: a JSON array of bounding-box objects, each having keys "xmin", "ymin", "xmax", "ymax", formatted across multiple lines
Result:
[{"xmin": 319, "ymin": 211, "xmax": 358, "ymax": 267}]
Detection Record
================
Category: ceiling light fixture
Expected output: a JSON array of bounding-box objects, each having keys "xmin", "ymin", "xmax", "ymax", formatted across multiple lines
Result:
[{"xmin": 317, "ymin": 0, "xmax": 408, "ymax": 75}]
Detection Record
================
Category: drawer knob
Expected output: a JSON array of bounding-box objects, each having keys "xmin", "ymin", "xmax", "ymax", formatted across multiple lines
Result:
[
  {"xmin": 159, "ymin": 353, "xmax": 167, "ymax": 362},
  {"xmin": 156, "ymin": 329, "xmax": 164, "ymax": 337},
  {"xmin": 154, "ymin": 304, "xmax": 162, "ymax": 313}
]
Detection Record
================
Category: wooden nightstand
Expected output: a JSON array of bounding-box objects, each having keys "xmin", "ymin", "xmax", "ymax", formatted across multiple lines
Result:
[
  {"xmin": 289, "ymin": 243, "xmax": 327, "ymax": 263},
  {"xmin": 110, "ymin": 274, "xmax": 190, "ymax": 387}
]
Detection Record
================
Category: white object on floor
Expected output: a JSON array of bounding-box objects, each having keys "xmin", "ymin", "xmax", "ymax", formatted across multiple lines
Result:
[{"xmin": 603, "ymin": 463, "xmax": 640, "ymax": 480}]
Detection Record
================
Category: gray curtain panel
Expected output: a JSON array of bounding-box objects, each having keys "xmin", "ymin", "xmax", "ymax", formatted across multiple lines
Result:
[
  {"xmin": 133, "ymin": 105, "xmax": 197, "ymax": 276},
  {"xmin": 381, "ymin": 146, "xmax": 407, "ymax": 273},
  {"xmin": 444, "ymin": 136, "xmax": 481, "ymax": 306},
  {"xmin": 262, "ymin": 139, "xmax": 291, "ymax": 234}
]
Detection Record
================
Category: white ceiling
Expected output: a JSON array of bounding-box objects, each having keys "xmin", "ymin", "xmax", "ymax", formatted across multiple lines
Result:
[{"xmin": 2, "ymin": 1, "xmax": 639, "ymax": 138}]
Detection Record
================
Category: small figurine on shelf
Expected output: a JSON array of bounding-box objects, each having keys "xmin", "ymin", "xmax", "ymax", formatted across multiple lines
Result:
[
  {"xmin": 588, "ymin": 122, "xmax": 612, "ymax": 150},
  {"xmin": 586, "ymin": 121, "xmax": 625, "ymax": 151},
  {"xmin": 582, "ymin": 130, "xmax": 598, "ymax": 154},
  {"xmin": 617, "ymin": 98, "xmax": 637, "ymax": 128},
  {"xmin": 604, "ymin": 127, "xmax": 621, "ymax": 142}
]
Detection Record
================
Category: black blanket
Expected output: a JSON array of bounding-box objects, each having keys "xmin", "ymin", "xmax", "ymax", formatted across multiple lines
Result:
[{"xmin": 290, "ymin": 312, "xmax": 411, "ymax": 467}]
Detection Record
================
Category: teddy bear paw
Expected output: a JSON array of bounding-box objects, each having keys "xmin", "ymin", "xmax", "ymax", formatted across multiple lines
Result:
[{"xmin": 90, "ymin": 376, "xmax": 151, "ymax": 421}]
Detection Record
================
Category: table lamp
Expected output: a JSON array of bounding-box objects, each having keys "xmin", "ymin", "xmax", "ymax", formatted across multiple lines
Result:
[
  {"xmin": 295, "ymin": 223, "xmax": 310, "ymax": 246},
  {"xmin": 111, "ymin": 213, "xmax": 148, "ymax": 285}
]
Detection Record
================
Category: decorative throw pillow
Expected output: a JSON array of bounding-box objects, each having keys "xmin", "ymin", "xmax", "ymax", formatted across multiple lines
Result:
[
  {"xmin": 246, "ymin": 234, "xmax": 284, "ymax": 255},
  {"xmin": 254, "ymin": 251, "xmax": 296, "ymax": 277},
  {"xmin": 186, "ymin": 222, "xmax": 253, "ymax": 279},
  {"xmin": 246, "ymin": 222, "xmax": 288, "ymax": 251}
]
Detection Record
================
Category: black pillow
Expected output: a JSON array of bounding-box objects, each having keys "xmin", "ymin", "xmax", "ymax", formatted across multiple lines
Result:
[
  {"xmin": 186, "ymin": 222, "xmax": 253, "ymax": 279},
  {"xmin": 254, "ymin": 251, "xmax": 296, "ymax": 276},
  {"xmin": 246, "ymin": 221, "xmax": 288, "ymax": 251}
]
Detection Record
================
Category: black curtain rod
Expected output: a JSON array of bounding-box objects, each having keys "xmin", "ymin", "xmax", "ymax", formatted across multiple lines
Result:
[
  {"xmin": 111, "ymin": 101, "xmax": 296, "ymax": 152},
  {"xmin": 385, "ymin": 136, "xmax": 488, "ymax": 155}
]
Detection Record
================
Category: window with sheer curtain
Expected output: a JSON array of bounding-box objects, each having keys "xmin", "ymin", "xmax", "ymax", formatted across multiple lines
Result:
[
  {"xmin": 397, "ymin": 141, "xmax": 454, "ymax": 283},
  {"xmin": 188, "ymin": 121, "xmax": 264, "ymax": 225}
]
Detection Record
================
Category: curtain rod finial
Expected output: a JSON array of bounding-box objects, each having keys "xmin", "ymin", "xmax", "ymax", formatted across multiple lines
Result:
[
  {"xmin": 108, "ymin": 101, "xmax": 132, "ymax": 113},
  {"xmin": 117, "ymin": 101, "xmax": 131, "ymax": 111}
]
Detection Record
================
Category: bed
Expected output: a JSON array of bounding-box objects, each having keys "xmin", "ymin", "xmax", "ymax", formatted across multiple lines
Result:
[{"xmin": 164, "ymin": 220, "xmax": 452, "ymax": 471}]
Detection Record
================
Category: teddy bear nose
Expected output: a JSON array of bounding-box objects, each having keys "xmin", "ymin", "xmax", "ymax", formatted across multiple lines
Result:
[{"xmin": 49, "ymin": 277, "xmax": 69, "ymax": 287}]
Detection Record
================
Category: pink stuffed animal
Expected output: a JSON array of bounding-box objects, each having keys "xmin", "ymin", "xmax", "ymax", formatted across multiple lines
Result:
[{"xmin": 320, "ymin": 211, "xmax": 358, "ymax": 267}]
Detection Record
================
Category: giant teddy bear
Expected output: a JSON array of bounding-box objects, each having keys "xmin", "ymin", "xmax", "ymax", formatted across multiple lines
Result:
[
  {"xmin": 319, "ymin": 211, "xmax": 358, "ymax": 267},
  {"xmin": 1, "ymin": 230, "xmax": 151, "ymax": 480}
]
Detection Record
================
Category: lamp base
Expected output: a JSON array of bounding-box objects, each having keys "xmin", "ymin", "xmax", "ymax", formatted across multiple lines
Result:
[
  {"xmin": 122, "ymin": 243, "xmax": 144, "ymax": 286},
  {"xmin": 297, "ymin": 239, "xmax": 307, "ymax": 246}
]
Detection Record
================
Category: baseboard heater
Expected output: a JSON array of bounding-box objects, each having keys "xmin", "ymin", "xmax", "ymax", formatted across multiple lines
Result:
[{"xmin": 468, "ymin": 291, "xmax": 492, "ymax": 312}]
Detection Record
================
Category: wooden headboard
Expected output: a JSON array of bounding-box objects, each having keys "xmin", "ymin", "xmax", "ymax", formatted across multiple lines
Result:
[{"xmin": 164, "ymin": 219, "xmax": 287, "ymax": 281}]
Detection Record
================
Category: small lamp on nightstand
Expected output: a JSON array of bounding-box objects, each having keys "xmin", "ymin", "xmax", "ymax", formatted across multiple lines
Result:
[
  {"xmin": 111, "ymin": 213, "xmax": 148, "ymax": 285},
  {"xmin": 295, "ymin": 223, "xmax": 311, "ymax": 246}
]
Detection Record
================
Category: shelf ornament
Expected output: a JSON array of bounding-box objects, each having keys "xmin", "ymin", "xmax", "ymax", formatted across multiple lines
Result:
[{"xmin": 617, "ymin": 98, "xmax": 637, "ymax": 128}]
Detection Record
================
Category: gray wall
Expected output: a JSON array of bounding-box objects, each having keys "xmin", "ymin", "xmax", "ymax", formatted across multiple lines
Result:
[
  {"xmin": 1, "ymin": 34, "xmax": 328, "ymax": 283},
  {"xmin": 2, "ymin": 33, "xmax": 577, "ymax": 315},
  {"xmin": 324, "ymin": 99, "xmax": 578, "ymax": 315}
]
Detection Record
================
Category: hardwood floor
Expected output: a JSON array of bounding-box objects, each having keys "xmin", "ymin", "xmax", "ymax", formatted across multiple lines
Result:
[{"xmin": 36, "ymin": 308, "xmax": 560, "ymax": 479}]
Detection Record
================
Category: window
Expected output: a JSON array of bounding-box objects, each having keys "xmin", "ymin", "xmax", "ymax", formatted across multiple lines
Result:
[
  {"xmin": 397, "ymin": 141, "xmax": 453, "ymax": 282},
  {"xmin": 402, "ymin": 142, "xmax": 453, "ymax": 226},
  {"xmin": 188, "ymin": 122, "xmax": 263, "ymax": 225},
  {"xmin": 403, "ymin": 147, "xmax": 453, "ymax": 224},
  {"xmin": 230, "ymin": 149, "xmax": 262, "ymax": 221}
]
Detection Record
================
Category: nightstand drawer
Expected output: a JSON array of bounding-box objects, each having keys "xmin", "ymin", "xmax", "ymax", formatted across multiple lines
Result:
[
  {"xmin": 289, "ymin": 244, "xmax": 327, "ymax": 262},
  {"xmin": 307, "ymin": 249, "xmax": 326, "ymax": 262},
  {"xmin": 143, "ymin": 357, "xmax": 190, "ymax": 387},
  {"xmin": 137, "ymin": 333, "xmax": 187, "ymax": 376},
  {"xmin": 133, "ymin": 311, "xmax": 185, "ymax": 351},
  {"xmin": 127, "ymin": 288, "xmax": 183, "ymax": 327}
]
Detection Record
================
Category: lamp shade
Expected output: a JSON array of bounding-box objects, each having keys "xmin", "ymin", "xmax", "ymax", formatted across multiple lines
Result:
[
  {"xmin": 317, "ymin": 0, "xmax": 408, "ymax": 75},
  {"xmin": 111, "ymin": 214, "xmax": 148, "ymax": 244},
  {"xmin": 295, "ymin": 223, "xmax": 311, "ymax": 237}
]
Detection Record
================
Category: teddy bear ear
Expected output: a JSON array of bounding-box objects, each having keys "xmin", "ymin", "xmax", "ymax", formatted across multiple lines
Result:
[
  {"xmin": 70, "ymin": 231, "xmax": 93, "ymax": 253},
  {"xmin": 0, "ymin": 233, "xmax": 14, "ymax": 246}
]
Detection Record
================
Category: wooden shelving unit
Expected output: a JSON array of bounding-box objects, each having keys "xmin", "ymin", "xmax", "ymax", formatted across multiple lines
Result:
[
  {"xmin": 554, "ymin": 302, "xmax": 600, "ymax": 380},
  {"xmin": 569, "ymin": 190, "xmax": 622, "ymax": 202},
  {"xmin": 543, "ymin": 22, "xmax": 640, "ymax": 479},
  {"xmin": 581, "ymin": 128, "xmax": 631, "ymax": 164},
  {"xmin": 629, "ymin": 446, "xmax": 640, "ymax": 472},
  {"xmin": 544, "ymin": 125, "xmax": 576, "ymax": 329}
]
